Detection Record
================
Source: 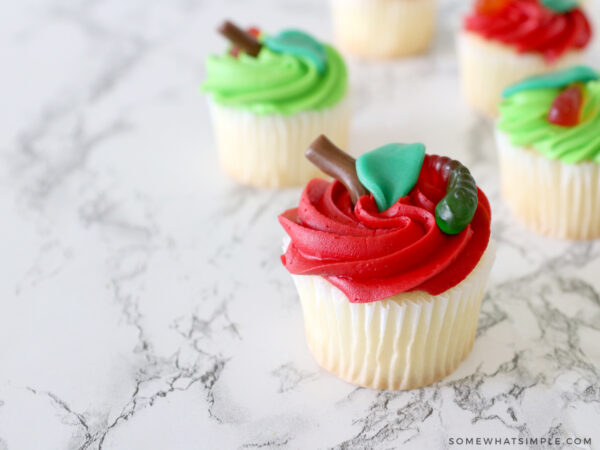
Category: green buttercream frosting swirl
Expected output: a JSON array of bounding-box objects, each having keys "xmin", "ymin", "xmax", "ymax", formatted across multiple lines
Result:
[
  {"xmin": 202, "ymin": 41, "xmax": 347, "ymax": 115},
  {"xmin": 498, "ymin": 79, "xmax": 600, "ymax": 164}
]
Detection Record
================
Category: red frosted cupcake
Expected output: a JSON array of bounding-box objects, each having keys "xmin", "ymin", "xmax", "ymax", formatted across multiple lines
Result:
[
  {"xmin": 458, "ymin": 0, "xmax": 593, "ymax": 116},
  {"xmin": 279, "ymin": 136, "xmax": 495, "ymax": 390}
]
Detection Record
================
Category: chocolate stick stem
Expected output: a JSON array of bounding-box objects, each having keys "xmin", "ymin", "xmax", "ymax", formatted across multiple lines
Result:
[
  {"xmin": 306, "ymin": 135, "xmax": 368, "ymax": 204},
  {"xmin": 218, "ymin": 20, "xmax": 262, "ymax": 57}
]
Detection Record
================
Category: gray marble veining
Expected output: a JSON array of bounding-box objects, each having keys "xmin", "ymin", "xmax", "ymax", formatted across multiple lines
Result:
[{"xmin": 1, "ymin": 0, "xmax": 600, "ymax": 449}]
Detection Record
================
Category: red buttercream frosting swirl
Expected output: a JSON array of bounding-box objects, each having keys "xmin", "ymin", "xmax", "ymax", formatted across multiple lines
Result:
[
  {"xmin": 464, "ymin": 0, "xmax": 592, "ymax": 62},
  {"xmin": 279, "ymin": 155, "xmax": 492, "ymax": 303}
]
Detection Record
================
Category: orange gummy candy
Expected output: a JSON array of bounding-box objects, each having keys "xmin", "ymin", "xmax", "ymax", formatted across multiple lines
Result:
[
  {"xmin": 475, "ymin": 0, "xmax": 511, "ymax": 14},
  {"xmin": 547, "ymin": 86, "xmax": 583, "ymax": 127}
]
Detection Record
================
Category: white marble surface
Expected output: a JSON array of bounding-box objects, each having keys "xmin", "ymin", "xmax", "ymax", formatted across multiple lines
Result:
[{"xmin": 2, "ymin": 0, "xmax": 600, "ymax": 449}]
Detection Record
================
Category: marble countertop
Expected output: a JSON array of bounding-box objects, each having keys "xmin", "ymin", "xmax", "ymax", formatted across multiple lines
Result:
[{"xmin": 2, "ymin": 0, "xmax": 600, "ymax": 449}]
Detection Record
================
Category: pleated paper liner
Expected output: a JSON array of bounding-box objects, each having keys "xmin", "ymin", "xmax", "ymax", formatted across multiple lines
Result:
[
  {"xmin": 292, "ymin": 242, "xmax": 496, "ymax": 390},
  {"xmin": 331, "ymin": 0, "xmax": 435, "ymax": 59},
  {"xmin": 496, "ymin": 131, "xmax": 600, "ymax": 240},
  {"xmin": 457, "ymin": 32, "xmax": 584, "ymax": 117},
  {"xmin": 208, "ymin": 98, "xmax": 350, "ymax": 188}
]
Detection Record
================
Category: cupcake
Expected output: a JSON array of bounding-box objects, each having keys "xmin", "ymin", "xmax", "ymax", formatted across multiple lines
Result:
[
  {"xmin": 330, "ymin": 0, "xmax": 435, "ymax": 59},
  {"xmin": 458, "ymin": 0, "xmax": 593, "ymax": 117},
  {"xmin": 202, "ymin": 21, "xmax": 350, "ymax": 188},
  {"xmin": 278, "ymin": 135, "xmax": 495, "ymax": 390},
  {"xmin": 497, "ymin": 65, "xmax": 600, "ymax": 239}
]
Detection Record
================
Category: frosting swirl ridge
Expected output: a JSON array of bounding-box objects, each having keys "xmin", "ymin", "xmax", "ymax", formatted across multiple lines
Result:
[{"xmin": 279, "ymin": 156, "xmax": 492, "ymax": 303}]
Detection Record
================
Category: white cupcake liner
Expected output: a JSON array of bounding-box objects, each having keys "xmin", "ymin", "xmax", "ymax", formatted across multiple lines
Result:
[
  {"xmin": 496, "ymin": 131, "xmax": 600, "ymax": 239},
  {"xmin": 291, "ymin": 242, "xmax": 496, "ymax": 390},
  {"xmin": 330, "ymin": 0, "xmax": 435, "ymax": 59},
  {"xmin": 208, "ymin": 98, "xmax": 350, "ymax": 188},
  {"xmin": 457, "ymin": 31, "xmax": 584, "ymax": 117}
]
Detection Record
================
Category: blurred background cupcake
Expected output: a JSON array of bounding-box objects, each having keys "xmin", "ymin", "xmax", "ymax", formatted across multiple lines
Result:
[
  {"xmin": 458, "ymin": 0, "xmax": 593, "ymax": 117},
  {"xmin": 202, "ymin": 22, "xmax": 350, "ymax": 188},
  {"xmin": 496, "ymin": 65, "xmax": 600, "ymax": 239},
  {"xmin": 330, "ymin": 0, "xmax": 436, "ymax": 59}
]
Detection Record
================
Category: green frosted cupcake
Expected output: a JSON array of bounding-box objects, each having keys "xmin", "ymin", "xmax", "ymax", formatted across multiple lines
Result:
[
  {"xmin": 202, "ymin": 22, "xmax": 349, "ymax": 188},
  {"xmin": 496, "ymin": 65, "xmax": 600, "ymax": 239}
]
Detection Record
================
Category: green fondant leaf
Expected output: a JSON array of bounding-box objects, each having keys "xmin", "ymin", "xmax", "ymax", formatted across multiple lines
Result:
[
  {"xmin": 264, "ymin": 30, "xmax": 328, "ymax": 73},
  {"xmin": 542, "ymin": 0, "xmax": 578, "ymax": 13},
  {"xmin": 356, "ymin": 143, "xmax": 426, "ymax": 212},
  {"xmin": 502, "ymin": 66, "xmax": 599, "ymax": 98}
]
